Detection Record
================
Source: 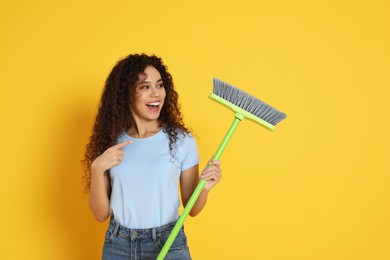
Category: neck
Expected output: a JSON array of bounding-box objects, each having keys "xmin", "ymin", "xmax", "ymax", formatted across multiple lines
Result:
[{"xmin": 127, "ymin": 120, "xmax": 162, "ymax": 139}]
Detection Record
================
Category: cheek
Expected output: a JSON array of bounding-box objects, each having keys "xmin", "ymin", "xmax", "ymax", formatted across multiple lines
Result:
[
  {"xmin": 161, "ymin": 90, "xmax": 167, "ymax": 102},
  {"xmin": 131, "ymin": 95, "xmax": 143, "ymax": 111},
  {"xmin": 133, "ymin": 93, "xmax": 146, "ymax": 104}
]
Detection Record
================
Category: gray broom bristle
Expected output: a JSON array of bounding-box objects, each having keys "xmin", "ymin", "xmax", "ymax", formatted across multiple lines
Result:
[{"xmin": 213, "ymin": 78, "xmax": 287, "ymax": 126}]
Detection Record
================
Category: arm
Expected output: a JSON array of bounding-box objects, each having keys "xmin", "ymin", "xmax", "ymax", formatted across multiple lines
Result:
[
  {"xmin": 180, "ymin": 160, "xmax": 221, "ymax": 217},
  {"xmin": 88, "ymin": 140, "xmax": 132, "ymax": 222},
  {"xmin": 89, "ymin": 167, "xmax": 111, "ymax": 222}
]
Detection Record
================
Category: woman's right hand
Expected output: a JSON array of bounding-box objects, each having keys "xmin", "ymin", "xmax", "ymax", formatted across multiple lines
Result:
[{"xmin": 91, "ymin": 140, "xmax": 132, "ymax": 173}]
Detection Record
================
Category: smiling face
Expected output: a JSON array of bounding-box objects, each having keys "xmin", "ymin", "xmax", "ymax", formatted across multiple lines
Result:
[{"xmin": 131, "ymin": 66, "xmax": 166, "ymax": 125}]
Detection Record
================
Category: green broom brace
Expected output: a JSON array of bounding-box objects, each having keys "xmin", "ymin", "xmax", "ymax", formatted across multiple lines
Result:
[{"xmin": 157, "ymin": 78, "xmax": 286, "ymax": 259}]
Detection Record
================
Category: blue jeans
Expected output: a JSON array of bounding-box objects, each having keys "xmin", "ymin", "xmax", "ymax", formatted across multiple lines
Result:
[{"xmin": 102, "ymin": 218, "xmax": 192, "ymax": 260}]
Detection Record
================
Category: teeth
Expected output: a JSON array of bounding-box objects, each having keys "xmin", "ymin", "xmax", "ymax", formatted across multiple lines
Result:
[{"xmin": 147, "ymin": 102, "xmax": 159, "ymax": 106}]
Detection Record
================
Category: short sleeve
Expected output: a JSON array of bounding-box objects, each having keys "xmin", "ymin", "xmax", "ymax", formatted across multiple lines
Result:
[{"xmin": 181, "ymin": 134, "xmax": 199, "ymax": 171}]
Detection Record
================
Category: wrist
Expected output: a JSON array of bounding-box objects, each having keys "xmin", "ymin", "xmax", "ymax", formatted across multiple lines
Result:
[
  {"xmin": 202, "ymin": 186, "xmax": 211, "ymax": 193},
  {"xmin": 91, "ymin": 164, "xmax": 105, "ymax": 175}
]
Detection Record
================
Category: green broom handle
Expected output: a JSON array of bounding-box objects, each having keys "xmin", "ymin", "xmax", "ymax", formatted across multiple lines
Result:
[{"xmin": 157, "ymin": 114, "xmax": 243, "ymax": 259}]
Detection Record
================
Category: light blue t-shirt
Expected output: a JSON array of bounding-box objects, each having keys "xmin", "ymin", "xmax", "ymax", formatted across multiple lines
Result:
[{"xmin": 109, "ymin": 129, "xmax": 199, "ymax": 229}]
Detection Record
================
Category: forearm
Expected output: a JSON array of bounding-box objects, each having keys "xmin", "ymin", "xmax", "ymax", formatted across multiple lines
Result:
[
  {"xmin": 187, "ymin": 188, "xmax": 210, "ymax": 217},
  {"xmin": 89, "ymin": 168, "xmax": 110, "ymax": 222},
  {"xmin": 180, "ymin": 161, "xmax": 221, "ymax": 217}
]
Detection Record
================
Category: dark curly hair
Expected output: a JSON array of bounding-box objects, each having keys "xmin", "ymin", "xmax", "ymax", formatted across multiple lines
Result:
[{"xmin": 82, "ymin": 54, "xmax": 190, "ymax": 191}]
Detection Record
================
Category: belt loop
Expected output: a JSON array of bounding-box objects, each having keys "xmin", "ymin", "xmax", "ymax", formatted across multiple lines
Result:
[
  {"xmin": 113, "ymin": 221, "xmax": 120, "ymax": 237},
  {"xmin": 152, "ymin": 228, "xmax": 157, "ymax": 240}
]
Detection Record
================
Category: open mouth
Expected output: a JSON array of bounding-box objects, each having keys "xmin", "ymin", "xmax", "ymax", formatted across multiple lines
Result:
[{"xmin": 146, "ymin": 101, "xmax": 160, "ymax": 111}]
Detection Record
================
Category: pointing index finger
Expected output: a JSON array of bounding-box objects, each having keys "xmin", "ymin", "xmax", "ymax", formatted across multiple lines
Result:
[{"xmin": 114, "ymin": 140, "xmax": 133, "ymax": 149}]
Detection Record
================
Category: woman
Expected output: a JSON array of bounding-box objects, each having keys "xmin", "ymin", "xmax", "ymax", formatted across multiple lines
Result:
[{"xmin": 82, "ymin": 53, "xmax": 222, "ymax": 259}]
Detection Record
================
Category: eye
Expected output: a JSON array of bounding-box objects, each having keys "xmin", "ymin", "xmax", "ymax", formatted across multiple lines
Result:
[
  {"xmin": 157, "ymin": 84, "xmax": 164, "ymax": 89},
  {"xmin": 140, "ymin": 85, "xmax": 149, "ymax": 90}
]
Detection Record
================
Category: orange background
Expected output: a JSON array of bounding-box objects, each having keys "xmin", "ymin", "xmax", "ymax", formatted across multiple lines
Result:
[{"xmin": 1, "ymin": 0, "xmax": 389, "ymax": 259}]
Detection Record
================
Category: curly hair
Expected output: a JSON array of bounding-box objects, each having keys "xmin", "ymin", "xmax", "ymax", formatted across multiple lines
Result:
[{"xmin": 82, "ymin": 54, "xmax": 190, "ymax": 191}]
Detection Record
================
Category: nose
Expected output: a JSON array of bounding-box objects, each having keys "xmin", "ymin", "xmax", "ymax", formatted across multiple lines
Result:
[{"xmin": 150, "ymin": 86, "xmax": 160, "ymax": 97}]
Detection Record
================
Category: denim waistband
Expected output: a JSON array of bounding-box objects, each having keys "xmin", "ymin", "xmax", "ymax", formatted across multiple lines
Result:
[{"xmin": 107, "ymin": 217, "xmax": 182, "ymax": 241}]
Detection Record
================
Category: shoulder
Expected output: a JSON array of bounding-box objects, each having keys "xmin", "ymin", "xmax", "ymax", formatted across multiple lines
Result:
[
  {"xmin": 163, "ymin": 128, "xmax": 199, "ymax": 167},
  {"xmin": 115, "ymin": 131, "xmax": 128, "ymax": 143},
  {"xmin": 163, "ymin": 128, "xmax": 197, "ymax": 148},
  {"xmin": 162, "ymin": 127, "xmax": 193, "ymax": 139},
  {"xmin": 178, "ymin": 131, "xmax": 197, "ymax": 152},
  {"xmin": 174, "ymin": 129, "xmax": 196, "ymax": 143}
]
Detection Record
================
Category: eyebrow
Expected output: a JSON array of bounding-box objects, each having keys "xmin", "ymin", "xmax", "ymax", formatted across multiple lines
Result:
[{"xmin": 137, "ymin": 78, "xmax": 163, "ymax": 85}]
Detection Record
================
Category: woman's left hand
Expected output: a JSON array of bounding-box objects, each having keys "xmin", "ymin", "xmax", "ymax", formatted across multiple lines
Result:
[{"xmin": 200, "ymin": 159, "xmax": 222, "ymax": 191}]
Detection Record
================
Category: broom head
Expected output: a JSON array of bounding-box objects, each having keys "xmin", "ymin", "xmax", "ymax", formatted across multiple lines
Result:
[{"xmin": 210, "ymin": 78, "xmax": 287, "ymax": 131}]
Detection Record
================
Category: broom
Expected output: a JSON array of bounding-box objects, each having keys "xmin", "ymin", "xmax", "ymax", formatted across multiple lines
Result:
[{"xmin": 157, "ymin": 78, "xmax": 287, "ymax": 259}]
